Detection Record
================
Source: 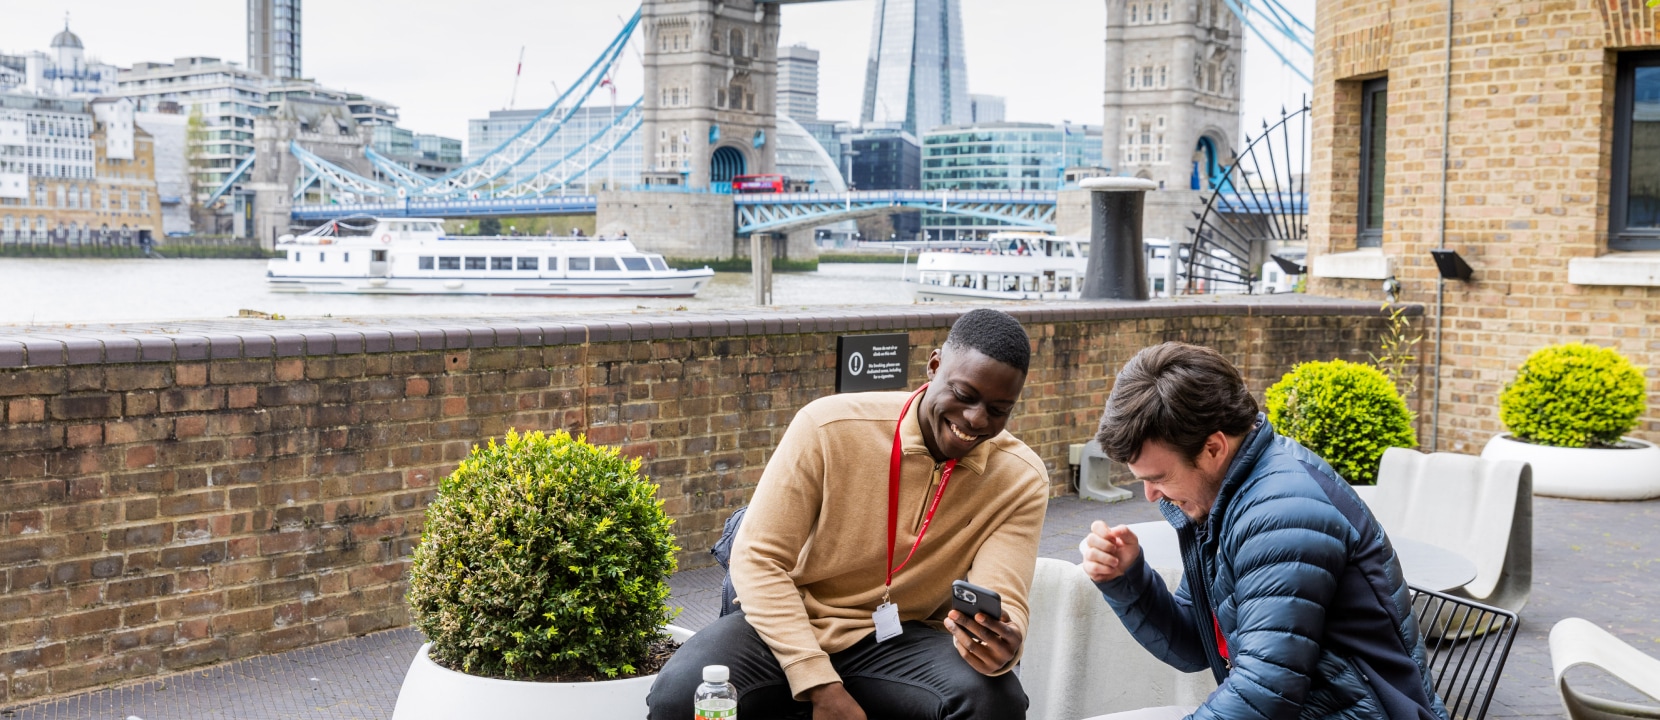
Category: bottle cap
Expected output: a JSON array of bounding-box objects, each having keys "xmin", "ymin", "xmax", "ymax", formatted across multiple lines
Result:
[{"xmin": 703, "ymin": 665, "xmax": 729, "ymax": 683}]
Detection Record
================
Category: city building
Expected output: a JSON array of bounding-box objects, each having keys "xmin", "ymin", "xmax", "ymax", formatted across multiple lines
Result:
[
  {"xmin": 969, "ymin": 94, "xmax": 1005, "ymax": 124},
  {"xmin": 777, "ymin": 43, "xmax": 820, "ymax": 121},
  {"xmin": 248, "ymin": 0, "xmax": 302, "ymax": 80},
  {"xmin": 117, "ymin": 57, "xmax": 269, "ymax": 203},
  {"xmin": 861, "ymin": 0, "xmax": 971, "ymax": 136},
  {"xmin": 134, "ymin": 106, "xmax": 191, "ymax": 235},
  {"xmin": 775, "ymin": 116, "xmax": 846, "ymax": 192},
  {"xmin": 850, "ymin": 127, "xmax": 922, "ymax": 240},
  {"xmin": 469, "ymin": 106, "xmax": 644, "ymax": 190},
  {"xmin": 0, "ymin": 93, "xmax": 163, "ymax": 245},
  {"xmin": 1306, "ymin": 0, "xmax": 1660, "ymax": 452},
  {"xmin": 1101, "ymin": 0, "xmax": 1243, "ymax": 245},
  {"xmin": 0, "ymin": 23, "xmax": 122, "ymax": 98},
  {"xmin": 921, "ymin": 121, "xmax": 1103, "ymax": 240},
  {"xmin": 371, "ymin": 124, "xmax": 463, "ymax": 178},
  {"xmin": 796, "ymin": 119, "xmax": 851, "ymax": 179}
]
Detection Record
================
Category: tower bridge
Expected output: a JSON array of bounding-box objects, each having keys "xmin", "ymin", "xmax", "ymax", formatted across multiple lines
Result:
[{"xmin": 257, "ymin": 0, "xmax": 1308, "ymax": 265}]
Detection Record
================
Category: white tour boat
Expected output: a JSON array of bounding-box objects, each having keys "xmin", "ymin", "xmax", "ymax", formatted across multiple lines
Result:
[
  {"xmin": 267, "ymin": 217, "xmax": 714, "ymax": 297},
  {"xmin": 910, "ymin": 232, "xmax": 1171, "ymax": 302}
]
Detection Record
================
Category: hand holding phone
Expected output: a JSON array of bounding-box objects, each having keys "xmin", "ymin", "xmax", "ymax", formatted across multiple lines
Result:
[
  {"xmin": 950, "ymin": 580, "xmax": 1003, "ymax": 620},
  {"xmin": 946, "ymin": 580, "xmax": 1020, "ymax": 675}
]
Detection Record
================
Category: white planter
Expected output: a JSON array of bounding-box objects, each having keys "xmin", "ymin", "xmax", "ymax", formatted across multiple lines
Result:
[
  {"xmin": 390, "ymin": 625, "xmax": 696, "ymax": 720},
  {"xmin": 1480, "ymin": 434, "xmax": 1660, "ymax": 501}
]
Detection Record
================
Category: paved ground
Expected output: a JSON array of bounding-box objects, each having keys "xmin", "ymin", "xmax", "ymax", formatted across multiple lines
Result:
[{"xmin": 3, "ymin": 491, "xmax": 1655, "ymax": 720}]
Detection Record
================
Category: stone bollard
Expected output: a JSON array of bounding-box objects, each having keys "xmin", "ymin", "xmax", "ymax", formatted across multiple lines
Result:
[{"xmin": 1079, "ymin": 177, "xmax": 1158, "ymax": 300}]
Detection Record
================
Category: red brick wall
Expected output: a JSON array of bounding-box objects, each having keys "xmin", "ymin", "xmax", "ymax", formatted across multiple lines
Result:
[
  {"xmin": 1310, "ymin": 0, "xmax": 1660, "ymax": 452},
  {"xmin": 0, "ymin": 301, "xmax": 1399, "ymax": 703}
]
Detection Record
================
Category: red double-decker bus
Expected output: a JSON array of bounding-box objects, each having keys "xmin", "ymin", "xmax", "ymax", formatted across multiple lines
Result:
[{"xmin": 732, "ymin": 174, "xmax": 788, "ymax": 193}]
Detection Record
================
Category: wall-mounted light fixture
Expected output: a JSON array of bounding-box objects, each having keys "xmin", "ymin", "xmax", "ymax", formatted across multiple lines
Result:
[
  {"xmin": 1270, "ymin": 254, "xmax": 1306, "ymax": 275},
  {"xmin": 1430, "ymin": 249, "xmax": 1473, "ymax": 281}
]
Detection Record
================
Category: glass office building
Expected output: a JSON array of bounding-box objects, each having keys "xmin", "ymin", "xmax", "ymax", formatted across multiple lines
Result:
[
  {"xmin": 921, "ymin": 122, "xmax": 1104, "ymax": 240},
  {"xmin": 467, "ymin": 106, "xmax": 643, "ymax": 191},
  {"xmin": 861, "ymin": 0, "xmax": 971, "ymax": 136}
]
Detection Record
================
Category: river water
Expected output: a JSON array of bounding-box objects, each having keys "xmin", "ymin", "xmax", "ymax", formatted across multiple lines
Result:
[{"xmin": 0, "ymin": 259, "xmax": 920, "ymax": 325}]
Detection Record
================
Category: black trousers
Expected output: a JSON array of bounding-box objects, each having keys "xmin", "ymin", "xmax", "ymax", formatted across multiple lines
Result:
[{"xmin": 646, "ymin": 611, "xmax": 1027, "ymax": 720}]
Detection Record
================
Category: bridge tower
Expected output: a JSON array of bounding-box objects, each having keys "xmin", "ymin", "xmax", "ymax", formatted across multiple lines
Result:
[
  {"xmin": 1101, "ymin": 0, "xmax": 1243, "ymax": 244},
  {"xmin": 640, "ymin": 0, "xmax": 780, "ymax": 190}
]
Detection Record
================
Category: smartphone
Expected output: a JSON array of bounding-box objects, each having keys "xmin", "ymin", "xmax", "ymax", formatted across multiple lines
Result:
[{"xmin": 950, "ymin": 580, "xmax": 1003, "ymax": 620}]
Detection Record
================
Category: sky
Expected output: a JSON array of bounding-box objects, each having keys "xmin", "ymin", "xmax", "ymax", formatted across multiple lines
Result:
[{"xmin": 0, "ymin": 0, "xmax": 1314, "ymax": 154}]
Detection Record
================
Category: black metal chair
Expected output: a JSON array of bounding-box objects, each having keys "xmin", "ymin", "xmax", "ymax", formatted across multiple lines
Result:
[{"xmin": 1410, "ymin": 585, "xmax": 1520, "ymax": 720}]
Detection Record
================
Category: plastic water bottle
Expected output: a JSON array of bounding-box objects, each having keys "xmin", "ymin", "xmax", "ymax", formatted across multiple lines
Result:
[{"xmin": 694, "ymin": 664, "xmax": 737, "ymax": 719}]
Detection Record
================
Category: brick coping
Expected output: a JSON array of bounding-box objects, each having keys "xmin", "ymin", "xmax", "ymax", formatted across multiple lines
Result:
[{"xmin": 0, "ymin": 295, "xmax": 1415, "ymax": 368}]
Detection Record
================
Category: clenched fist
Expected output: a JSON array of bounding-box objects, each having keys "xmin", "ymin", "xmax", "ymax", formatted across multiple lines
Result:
[{"xmin": 1078, "ymin": 520, "xmax": 1142, "ymax": 583}]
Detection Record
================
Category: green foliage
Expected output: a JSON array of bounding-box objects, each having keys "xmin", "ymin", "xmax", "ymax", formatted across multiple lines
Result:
[
  {"xmin": 1266, "ymin": 359, "xmax": 1417, "ymax": 485},
  {"xmin": 1498, "ymin": 343, "xmax": 1647, "ymax": 448},
  {"xmin": 408, "ymin": 429, "xmax": 679, "ymax": 680}
]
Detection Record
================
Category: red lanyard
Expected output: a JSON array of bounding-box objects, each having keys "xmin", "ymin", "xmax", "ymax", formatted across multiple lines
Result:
[{"xmin": 885, "ymin": 384, "xmax": 958, "ymax": 598}]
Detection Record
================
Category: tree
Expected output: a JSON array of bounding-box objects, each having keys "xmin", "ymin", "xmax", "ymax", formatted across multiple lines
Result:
[{"xmin": 477, "ymin": 217, "xmax": 502, "ymax": 236}]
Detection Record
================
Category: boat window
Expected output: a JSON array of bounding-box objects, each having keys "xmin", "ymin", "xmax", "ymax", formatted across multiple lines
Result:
[
  {"xmin": 465, "ymin": 257, "xmax": 486, "ymax": 270},
  {"xmin": 570, "ymin": 257, "xmax": 591, "ymax": 271},
  {"xmin": 318, "ymin": 252, "xmax": 325, "ymax": 262},
  {"xmin": 621, "ymin": 257, "xmax": 650, "ymax": 272},
  {"xmin": 648, "ymin": 256, "xmax": 668, "ymax": 271},
  {"xmin": 517, "ymin": 257, "xmax": 538, "ymax": 271},
  {"xmin": 292, "ymin": 252, "xmax": 299, "ymax": 262},
  {"xmin": 419, "ymin": 257, "xmax": 435, "ymax": 270},
  {"xmin": 595, "ymin": 257, "xmax": 621, "ymax": 271},
  {"xmin": 423, "ymin": 223, "xmax": 443, "ymax": 233},
  {"xmin": 546, "ymin": 257, "xmax": 561, "ymax": 272},
  {"xmin": 439, "ymin": 257, "xmax": 460, "ymax": 270},
  {"xmin": 334, "ymin": 220, "xmax": 375, "ymax": 237},
  {"xmin": 344, "ymin": 252, "xmax": 350, "ymax": 262},
  {"xmin": 491, "ymin": 257, "xmax": 513, "ymax": 271}
]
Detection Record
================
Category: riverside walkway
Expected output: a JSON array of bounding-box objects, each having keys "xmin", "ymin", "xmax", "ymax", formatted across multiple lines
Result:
[{"xmin": 2, "ymin": 492, "xmax": 1655, "ymax": 720}]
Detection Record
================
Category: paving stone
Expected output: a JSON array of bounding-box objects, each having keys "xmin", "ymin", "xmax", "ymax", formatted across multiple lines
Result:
[{"xmin": 3, "ymin": 491, "xmax": 1654, "ymax": 719}]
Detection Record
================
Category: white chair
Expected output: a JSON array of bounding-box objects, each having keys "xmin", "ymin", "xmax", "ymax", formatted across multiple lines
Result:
[
  {"xmin": 1370, "ymin": 448, "xmax": 1532, "ymax": 613},
  {"xmin": 1021, "ymin": 557, "xmax": 1214, "ymax": 720},
  {"xmin": 1550, "ymin": 618, "xmax": 1660, "ymax": 720}
]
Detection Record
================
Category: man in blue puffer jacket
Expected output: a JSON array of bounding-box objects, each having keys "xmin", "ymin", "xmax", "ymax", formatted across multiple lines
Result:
[{"xmin": 1078, "ymin": 342, "xmax": 1448, "ymax": 720}]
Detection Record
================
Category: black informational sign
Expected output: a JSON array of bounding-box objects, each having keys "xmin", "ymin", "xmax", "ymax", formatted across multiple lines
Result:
[{"xmin": 836, "ymin": 334, "xmax": 910, "ymax": 393}]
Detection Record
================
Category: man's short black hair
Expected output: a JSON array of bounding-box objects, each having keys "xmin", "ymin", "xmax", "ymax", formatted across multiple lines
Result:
[
  {"xmin": 1095, "ymin": 342, "xmax": 1259, "ymax": 463},
  {"xmin": 944, "ymin": 309, "xmax": 1031, "ymax": 373}
]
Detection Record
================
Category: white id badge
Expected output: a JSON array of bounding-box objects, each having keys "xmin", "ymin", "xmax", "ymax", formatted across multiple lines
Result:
[{"xmin": 873, "ymin": 602, "xmax": 903, "ymax": 642}]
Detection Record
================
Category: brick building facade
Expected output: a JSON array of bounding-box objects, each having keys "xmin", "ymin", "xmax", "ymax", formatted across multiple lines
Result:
[
  {"xmin": 1307, "ymin": 0, "xmax": 1660, "ymax": 452},
  {"xmin": 0, "ymin": 96, "xmax": 164, "ymax": 246}
]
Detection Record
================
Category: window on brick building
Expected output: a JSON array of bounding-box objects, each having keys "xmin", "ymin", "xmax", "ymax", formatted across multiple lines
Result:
[
  {"xmin": 1357, "ymin": 78, "xmax": 1388, "ymax": 248},
  {"xmin": 1612, "ymin": 51, "xmax": 1660, "ymax": 250}
]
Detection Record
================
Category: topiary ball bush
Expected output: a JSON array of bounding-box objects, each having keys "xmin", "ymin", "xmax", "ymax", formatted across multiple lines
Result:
[
  {"xmin": 1499, "ymin": 343, "xmax": 1647, "ymax": 448},
  {"xmin": 1265, "ymin": 359, "xmax": 1417, "ymax": 485},
  {"xmin": 408, "ymin": 429, "xmax": 678, "ymax": 681}
]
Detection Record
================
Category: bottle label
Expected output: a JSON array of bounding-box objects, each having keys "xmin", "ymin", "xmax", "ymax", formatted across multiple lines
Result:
[{"xmin": 695, "ymin": 708, "xmax": 736, "ymax": 719}]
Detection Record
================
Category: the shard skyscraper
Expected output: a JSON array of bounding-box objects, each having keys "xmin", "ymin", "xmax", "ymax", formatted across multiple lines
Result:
[{"xmin": 860, "ymin": 0, "xmax": 971, "ymax": 136}]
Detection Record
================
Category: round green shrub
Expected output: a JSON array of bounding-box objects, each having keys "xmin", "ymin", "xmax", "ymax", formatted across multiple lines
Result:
[
  {"xmin": 408, "ymin": 429, "xmax": 678, "ymax": 680},
  {"xmin": 1265, "ymin": 359, "xmax": 1417, "ymax": 485},
  {"xmin": 1499, "ymin": 343, "xmax": 1646, "ymax": 448}
]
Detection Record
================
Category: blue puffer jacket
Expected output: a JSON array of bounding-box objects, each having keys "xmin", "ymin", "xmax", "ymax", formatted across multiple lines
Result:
[{"xmin": 1096, "ymin": 416, "xmax": 1449, "ymax": 720}]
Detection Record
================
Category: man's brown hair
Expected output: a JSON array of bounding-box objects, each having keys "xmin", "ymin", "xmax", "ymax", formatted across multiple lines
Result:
[{"xmin": 1095, "ymin": 342, "xmax": 1259, "ymax": 463}]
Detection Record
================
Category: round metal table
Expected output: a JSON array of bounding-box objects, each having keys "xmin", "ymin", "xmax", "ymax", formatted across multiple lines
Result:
[{"xmin": 1118, "ymin": 521, "xmax": 1477, "ymax": 593}]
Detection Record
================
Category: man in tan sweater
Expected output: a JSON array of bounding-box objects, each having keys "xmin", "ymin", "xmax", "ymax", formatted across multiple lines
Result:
[{"xmin": 648, "ymin": 309, "xmax": 1050, "ymax": 720}]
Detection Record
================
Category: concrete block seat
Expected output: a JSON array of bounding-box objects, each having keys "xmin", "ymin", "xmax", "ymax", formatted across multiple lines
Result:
[
  {"xmin": 1368, "ymin": 448, "xmax": 1533, "ymax": 616},
  {"xmin": 1550, "ymin": 618, "xmax": 1660, "ymax": 720}
]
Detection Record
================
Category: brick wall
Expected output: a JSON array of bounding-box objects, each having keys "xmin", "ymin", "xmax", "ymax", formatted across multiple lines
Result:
[
  {"xmin": 1310, "ymin": 0, "xmax": 1660, "ymax": 453},
  {"xmin": 0, "ymin": 299, "xmax": 1399, "ymax": 704}
]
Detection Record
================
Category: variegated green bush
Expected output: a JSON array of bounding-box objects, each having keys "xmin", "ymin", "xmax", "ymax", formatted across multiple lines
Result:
[
  {"xmin": 1499, "ymin": 343, "xmax": 1646, "ymax": 448},
  {"xmin": 1265, "ymin": 359, "xmax": 1417, "ymax": 485},
  {"xmin": 408, "ymin": 429, "xmax": 678, "ymax": 680}
]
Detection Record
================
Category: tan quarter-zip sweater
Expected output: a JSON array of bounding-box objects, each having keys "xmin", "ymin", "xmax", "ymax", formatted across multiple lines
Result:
[{"xmin": 729, "ymin": 389, "xmax": 1050, "ymax": 699}]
